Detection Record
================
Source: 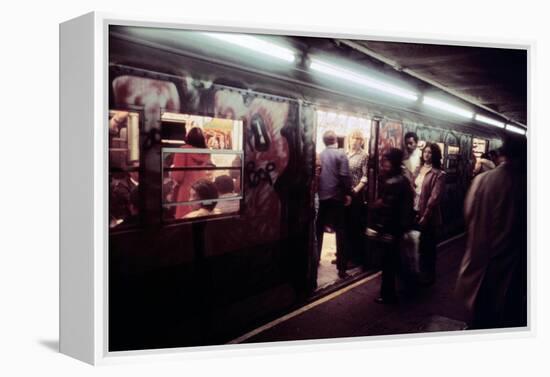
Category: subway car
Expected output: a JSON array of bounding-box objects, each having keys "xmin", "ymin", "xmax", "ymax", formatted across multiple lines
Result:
[{"xmin": 107, "ymin": 25, "xmax": 508, "ymax": 351}]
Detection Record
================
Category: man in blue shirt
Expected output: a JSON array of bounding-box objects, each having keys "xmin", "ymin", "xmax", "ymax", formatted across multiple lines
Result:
[{"xmin": 316, "ymin": 130, "xmax": 352, "ymax": 279}]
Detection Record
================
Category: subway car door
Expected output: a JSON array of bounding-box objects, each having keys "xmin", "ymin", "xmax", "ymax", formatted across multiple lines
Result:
[
  {"xmin": 364, "ymin": 118, "xmax": 405, "ymax": 269},
  {"xmin": 366, "ymin": 117, "xmax": 381, "ymax": 205}
]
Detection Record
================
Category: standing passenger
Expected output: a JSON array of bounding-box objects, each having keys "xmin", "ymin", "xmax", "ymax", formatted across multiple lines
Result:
[
  {"xmin": 404, "ymin": 132, "xmax": 421, "ymax": 176},
  {"xmin": 492, "ymin": 147, "xmax": 506, "ymax": 166},
  {"xmin": 413, "ymin": 142, "xmax": 445, "ymax": 285},
  {"xmin": 488, "ymin": 149, "xmax": 500, "ymax": 166},
  {"xmin": 371, "ymin": 148, "xmax": 414, "ymax": 303},
  {"xmin": 346, "ymin": 130, "xmax": 369, "ymax": 267},
  {"xmin": 473, "ymin": 152, "xmax": 496, "ymax": 176},
  {"xmin": 316, "ymin": 130, "xmax": 352, "ymax": 279},
  {"xmin": 456, "ymin": 135, "xmax": 527, "ymax": 329}
]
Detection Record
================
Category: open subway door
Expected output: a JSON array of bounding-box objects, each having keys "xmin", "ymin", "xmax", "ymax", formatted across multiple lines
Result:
[{"xmin": 314, "ymin": 109, "xmax": 372, "ymax": 290}]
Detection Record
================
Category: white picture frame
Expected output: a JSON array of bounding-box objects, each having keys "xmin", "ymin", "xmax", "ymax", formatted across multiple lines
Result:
[{"xmin": 60, "ymin": 11, "xmax": 531, "ymax": 365}]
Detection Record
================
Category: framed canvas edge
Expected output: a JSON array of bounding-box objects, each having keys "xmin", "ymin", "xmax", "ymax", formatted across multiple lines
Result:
[{"xmin": 84, "ymin": 10, "xmax": 535, "ymax": 365}]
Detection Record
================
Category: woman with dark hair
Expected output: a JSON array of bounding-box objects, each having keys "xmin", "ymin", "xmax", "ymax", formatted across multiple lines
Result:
[
  {"xmin": 183, "ymin": 179, "xmax": 222, "ymax": 219},
  {"xmin": 371, "ymin": 148, "xmax": 414, "ymax": 303},
  {"xmin": 172, "ymin": 127, "xmax": 214, "ymax": 218},
  {"xmin": 186, "ymin": 126, "xmax": 207, "ymax": 148},
  {"xmin": 413, "ymin": 142, "xmax": 446, "ymax": 285}
]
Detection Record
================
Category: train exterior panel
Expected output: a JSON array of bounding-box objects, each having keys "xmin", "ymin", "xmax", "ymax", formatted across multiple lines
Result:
[{"xmin": 107, "ymin": 26, "xmax": 503, "ymax": 351}]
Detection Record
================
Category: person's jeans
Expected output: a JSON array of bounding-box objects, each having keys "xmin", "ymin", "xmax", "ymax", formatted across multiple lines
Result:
[{"xmin": 316, "ymin": 198, "xmax": 347, "ymax": 273}]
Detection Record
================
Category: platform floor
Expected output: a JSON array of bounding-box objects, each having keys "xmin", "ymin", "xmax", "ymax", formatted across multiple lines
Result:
[
  {"xmin": 316, "ymin": 232, "xmax": 339, "ymax": 289},
  {"xmin": 238, "ymin": 235, "xmax": 470, "ymax": 344},
  {"xmin": 316, "ymin": 232, "xmax": 363, "ymax": 289}
]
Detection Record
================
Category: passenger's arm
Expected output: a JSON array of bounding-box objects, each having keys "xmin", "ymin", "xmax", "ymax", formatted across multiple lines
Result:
[
  {"xmin": 339, "ymin": 154, "xmax": 352, "ymax": 205},
  {"xmin": 422, "ymin": 171, "xmax": 445, "ymax": 221},
  {"xmin": 352, "ymin": 154, "xmax": 369, "ymax": 194},
  {"xmin": 339, "ymin": 153, "xmax": 352, "ymax": 195},
  {"xmin": 473, "ymin": 159, "xmax": 481, "ymax": 175},
  {"xmin": 464, "ymin": 175, "xmax": 481, "ymax": 224}
]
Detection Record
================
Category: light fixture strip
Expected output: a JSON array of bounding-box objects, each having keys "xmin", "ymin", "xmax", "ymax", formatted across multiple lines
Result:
[
  {"xmin": 475, "ymin": 114, "xmax": 505, "ymax": 128},
  {"xmin": 203, "ymin": 33, "xmax": 296, "ymax": 63},
  {"xmin": 506, "ymin": 124, "xmax": 527, "ymax": 135},
  {"xmin": 309, "ymin": 59, "xmax": 418, "ymax": 101},
  {"xmin": 422, "ymin": 96, "xmax": 474, "ymax": 119}
]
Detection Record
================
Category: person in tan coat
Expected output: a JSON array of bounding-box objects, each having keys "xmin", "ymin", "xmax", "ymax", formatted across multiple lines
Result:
[
  {"xmin": 413, "ymin": 142, "xmax": 446, "ymax": 285},
  {"xmin": 456, "ymin": 135, "xmax": 527, "ymax": 329}
]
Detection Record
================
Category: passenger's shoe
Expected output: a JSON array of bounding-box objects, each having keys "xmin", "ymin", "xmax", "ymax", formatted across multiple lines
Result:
[{"xmin": 331, "ymin": 259, "xmax": 337, "ymax": 265}]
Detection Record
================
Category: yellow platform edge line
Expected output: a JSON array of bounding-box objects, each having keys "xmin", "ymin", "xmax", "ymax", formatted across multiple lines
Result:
[{"xmin": 227, "ymin": 271, "xmax": 382, "ymax": 344}]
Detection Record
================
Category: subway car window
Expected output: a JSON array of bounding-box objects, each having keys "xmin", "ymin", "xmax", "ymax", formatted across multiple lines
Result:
[
  {"xmin": 472, "ymin": 138, "xmax": 488, "ymax": 160},
  {"xmin": 108, "ymin": 110, "xmax": 140, "ymax": 229},
  {"xmin": 160, "ymin": 113, "xmax": 244, "ymax": 222},
  {"xmin": 104, "ymin": 27, "xmax": 527, "ymax": 352},
  {"xmin": 446, "ymin": 145, "xmax": 461, "ymax": 172},
  {"xmin": 315, "ymin": 109, "xmax": 371, "ymax": 154}
]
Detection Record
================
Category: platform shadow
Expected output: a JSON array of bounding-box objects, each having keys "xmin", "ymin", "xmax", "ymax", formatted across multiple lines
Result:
[{"xmin": 38, "ymin": 339, "xmax": 59, "ymax": 353}]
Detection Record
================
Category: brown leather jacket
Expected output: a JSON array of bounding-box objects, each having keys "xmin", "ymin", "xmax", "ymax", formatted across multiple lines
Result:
[{"xmin": 413, "ymin": 166, "xmax": 446, "ymax": 227}]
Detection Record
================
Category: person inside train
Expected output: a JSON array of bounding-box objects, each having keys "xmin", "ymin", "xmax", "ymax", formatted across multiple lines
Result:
[
  {"xmin": 370, "ymin": 148, "xmax": 414, "ymax": 304},
  {"xmin": 345, "ymin": 129, "xmax": 369, "ymax": 267},
  {"xmin": 172, "ymin": 127, "xmax": 215, "ymax": 219},
  {"xmin": 214, "ymin": 174, "xmax": 240, "ymax": 214},
  {"xmin": 413, "ymin": 142, "xmax": 446, "ymax": 285},
  {"xmin": 456, "ymin": 134, "xmax": 527, "ymax": 329},
  {"xmin": 490, "ymin": 147, "xmax": 506, "ymax": 166},
  {"xmin": 229, "ymin": 155, "xmax": 242, "ymax": 193},
  {"xmin": 403, "ymin": 131, "xmax": 421, "ymax": 176},
  {"xmin": 488, "ymin": 149, "xmax": 499, "ymax": 166},
  {"xmin": 109, "ymin": 172, "xmax": 139, "ymax": 228},
  {"xmin": 473, "ymin": 152, "xmax": 496, "ymax": 176},
  {"xmin": 208, "ymin": 136, "xmax": 220, "ymax": 149},
  {"xmin": 316, "ymin": 130, "xmax": 352, "ymax": 279},
  {"xmin": 183, "ymin": 179, "xmax": 222, "ymax": 219}
]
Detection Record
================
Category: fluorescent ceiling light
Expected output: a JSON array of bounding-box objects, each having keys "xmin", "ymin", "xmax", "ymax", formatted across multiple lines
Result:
[
  {"xmin": 475, "ymin": 114, "xmax": 505, "ymax": 128},
  {"xmin": 203, "ymin": 33, "xmax": 295, "ymax": 63},
  {"xmin": 309, "ymin": 59, "xmax": 418, "ymax": 101},
  {"xmin": 422, "ymin": 96, "xmax": 473, "ymax": 119},
  {"xmin": 506, "ymin": 124, "xmax": 527, "ymax": 135}
]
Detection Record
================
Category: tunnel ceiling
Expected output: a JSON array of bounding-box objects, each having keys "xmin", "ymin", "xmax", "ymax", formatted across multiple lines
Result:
[
  {"xmin": 344, "ymin": 40, "xmax": 527, "ymax": 126},
  {"xmin": 110, "ymin": 26, "xmax": 527, "ymax": 128}
]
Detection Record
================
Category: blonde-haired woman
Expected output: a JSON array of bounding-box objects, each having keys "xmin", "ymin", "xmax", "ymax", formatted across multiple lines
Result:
[{"xmin": 346, "ymin": 129, "xmax": 369, "ymax": 267}]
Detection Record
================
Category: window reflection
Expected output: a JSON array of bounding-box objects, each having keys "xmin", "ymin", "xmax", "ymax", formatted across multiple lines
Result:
[
  {"xmin": 109, "ymin": 172, "xmax": 139, "ymax": 228},
  {"xmin": 109, "ymin": 110, "xmax": 140, "ymax": 169},
  {"xmin": 109, "ymin": 110, "xmax": 140, "ymax": 229}
]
